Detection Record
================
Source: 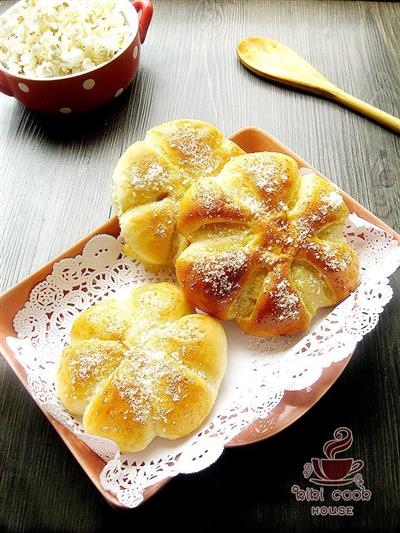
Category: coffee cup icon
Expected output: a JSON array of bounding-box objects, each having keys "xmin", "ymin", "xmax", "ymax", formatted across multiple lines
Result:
[
  {"xmin": 311, "ymin": 457, "xmax": 364, "ymax": 484},
  {"xmin": 303, "ymin": 428, "xmax": 365, "ymax": 486}
]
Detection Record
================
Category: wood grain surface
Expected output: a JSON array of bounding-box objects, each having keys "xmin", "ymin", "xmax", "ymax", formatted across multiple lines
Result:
[{"xmin": 0, "ymin": 1, "xmax": 399, "ymax": 531}]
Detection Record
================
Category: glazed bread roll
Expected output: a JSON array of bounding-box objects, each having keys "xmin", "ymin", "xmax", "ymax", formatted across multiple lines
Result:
[
  {"xmin": 176, "ymin": 152, "xmax": 359, "ymax": 337},
  {"xmin": 112, "ymin": 119, "xmax": 244, "ymax": 270},
  {"xmin": 57, "ymin": 283, "xmax": 227, "ymax": 452}
]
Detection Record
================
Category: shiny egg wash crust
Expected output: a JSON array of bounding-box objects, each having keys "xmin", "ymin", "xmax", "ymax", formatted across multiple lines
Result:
[
  {"xmin": 112, "ymin": 119, "xmax": 244, "ymax": 270},
  {"xmin": 57, "ymin": 283, "xmax": 227, "ymax": 452},
  {"xmin": 176, "ymin": 152, "xmax": 359, "ymax": 337}
]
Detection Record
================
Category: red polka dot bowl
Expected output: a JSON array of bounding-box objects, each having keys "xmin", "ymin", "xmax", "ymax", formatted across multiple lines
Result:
[{"xmin": 0, "ymin": 0, "xmax": 153, "ymax": 113}]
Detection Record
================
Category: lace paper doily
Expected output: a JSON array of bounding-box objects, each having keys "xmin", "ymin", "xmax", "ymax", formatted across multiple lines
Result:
[{"xmin": 7, "ymin": 213, "xmax": 399, "ymax": 508}]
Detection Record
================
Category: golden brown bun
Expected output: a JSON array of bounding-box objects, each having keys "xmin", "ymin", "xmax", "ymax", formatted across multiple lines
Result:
[
  {"xmin": 112, "ymin": 120, "xmax": 244, "ymax": 270},
  {"xmin": 57, "ymin": 283, "xmax": 227, "ymax": 452},
  {"xmin": 176, "ymin": 153, "xmax": 359, "ymax": 337}
]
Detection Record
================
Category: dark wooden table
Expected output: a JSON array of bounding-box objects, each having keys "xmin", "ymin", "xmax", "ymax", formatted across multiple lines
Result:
[{"xmin": 1, "ymin": 1, "xmax": 399, "ymax": 531}]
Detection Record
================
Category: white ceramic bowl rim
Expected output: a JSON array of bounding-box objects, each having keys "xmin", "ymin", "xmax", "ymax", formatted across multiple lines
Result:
[{"xmin": 0, "ymin": 0, "xmax": 139, "ymax": 82}]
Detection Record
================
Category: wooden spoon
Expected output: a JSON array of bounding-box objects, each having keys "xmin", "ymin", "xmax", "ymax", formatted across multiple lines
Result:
[{"xmin": 237, "ymin": 37, "xmax": 400, "ymax": 133}]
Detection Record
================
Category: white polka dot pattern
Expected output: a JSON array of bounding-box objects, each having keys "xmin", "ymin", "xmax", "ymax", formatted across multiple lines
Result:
[
  {"xmin": 18, "ymin": 82, "xmax": 29, "ymax": 93},
  {"xmin": 83, "ymin": 79, "xmax": 95, "ymax": 90}
]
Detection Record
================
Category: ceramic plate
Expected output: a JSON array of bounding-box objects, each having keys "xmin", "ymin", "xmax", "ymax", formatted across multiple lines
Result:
[{"xmin": 1, "ymin": 127, "xmax": 398, "ymax": 507}]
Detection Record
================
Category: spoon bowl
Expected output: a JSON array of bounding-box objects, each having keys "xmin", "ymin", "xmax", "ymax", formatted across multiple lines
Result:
[{"xmin": 237, "ymin": 37, "xmax": 332, "ymax": 94}]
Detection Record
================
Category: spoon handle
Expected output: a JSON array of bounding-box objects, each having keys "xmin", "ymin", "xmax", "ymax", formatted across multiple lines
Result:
[{"xmin": 328, "ymin": 87, "xmax": 400, "ymax": 133}]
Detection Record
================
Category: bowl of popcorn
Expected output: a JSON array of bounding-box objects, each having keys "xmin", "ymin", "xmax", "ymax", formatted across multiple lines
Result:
[{"xmin": 0, "ymin": 0, "xmax": 153, "ymax": 113}]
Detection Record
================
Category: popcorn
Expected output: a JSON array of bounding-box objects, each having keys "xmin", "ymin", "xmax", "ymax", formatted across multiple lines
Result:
[{"xmin": 0, "ymin": 0, "xmax": 132, "ymax": 77}]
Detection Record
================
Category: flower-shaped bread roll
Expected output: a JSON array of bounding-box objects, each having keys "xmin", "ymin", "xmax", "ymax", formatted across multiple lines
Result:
[
  {"xmin": 112, "ymin": 119, "xmax": 244, "ymax": 270},
  {"xmin": 176, "ymin": 152, "xmax": 359, "ymax": 337},
  {"xmin": 57, "ymin": 283, "xmax": 227, "ymax": 452}
]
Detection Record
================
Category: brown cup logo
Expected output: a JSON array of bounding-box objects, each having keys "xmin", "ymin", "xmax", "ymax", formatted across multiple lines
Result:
[{"xmin": 303, "ymin": 427, "xmax": 364, "ymax": 486}]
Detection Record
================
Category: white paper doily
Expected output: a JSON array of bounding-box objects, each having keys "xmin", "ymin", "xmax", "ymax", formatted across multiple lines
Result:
[{"xmin": 7, "ymin": 213, "xmax": 400, "ymax": 508}]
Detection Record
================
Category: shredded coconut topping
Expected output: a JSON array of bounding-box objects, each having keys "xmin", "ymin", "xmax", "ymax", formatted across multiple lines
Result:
[
  {"xmin": 240, "ymin": 156, "xmax": 288, "ymax": 195},
  {"xmin": 321, "ymin": 191, "xmax": 344, "ymax": 211},
  {"xmin": 194, "ymin": 182, "xmax": 243, "ymax": 217},
  {"xmin": 304, "ymin": 240, "xmax": 352, "ymax": 271},
  {"xmin": 271, "ymin": 278, "xmax": 301, "ymax": 322},
  {"xmin": 196, "ymin": 184, "xmax": 221, "ymax": 212},
  {"xmin": 168, "ymin": 126, "xmax": 218, "ymax": 175},
  {"xmin": 192, "ymin": 249, "xmax": 248, "ymax": 299},
  {"xmin": 112, "ymin": 355, "xmax": 191, "ymax": 424},
  {"xmin": 129, "ymin": 161, "xmax": 172, "ymax": 193},
  {"xmin": 70, "ymin": 345, "xmax": 108, "ymax": 383},
  {"xmin": 113, "ymin": 365, "xmax": 153, "ymax": 424}
]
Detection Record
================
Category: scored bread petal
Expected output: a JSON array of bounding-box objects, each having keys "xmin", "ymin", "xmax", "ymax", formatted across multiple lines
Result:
[
  {"xmin": 178, "ymin": 177, "xmax": 251, "ymax": 237},
  {"xmin": 82, "ymin": 358, "xmax": 157, "ymax": 453},
  {"xmin": 112, "ymin": 141, "xmax": 182, "ymax": 216},
  {"xmin": 126, "ymin": 282, "xmax": 194, "ymax": 334},
  {"xmin": 57, "ymin": 340, "xmax": 126, "ymax": 416},
  {"xmin": 70, "ymin": 300, "xmax": 133, "ymax": 343},
  {"xmin": 145, "ymin": 119, "xmax": 244, "ymax": 180},
  {"xmin": 178, "ymin": 178, "xmax": 251, "ymax": 237},
  {"xmin": 237, "ymin": 263, "xmax": 311, "ymax": 337},
  {"xmin": 297, "ymin": 238, "xmax": 360, "ymax": 302},
  {"xmin": 150, "ymin": 314, "xmax": 228, "ymax": 388},
  {"xmin": 120, "ymin": 198, "xmax": 179, "ymax": 267},
  {"xmin": 176, "ymin": 239, "xmax": 257, "ymax": 320},
  {"xmin": 290, "ymin": 171, "xmax": 349, "ymax": 239},
  {"xmin": 218, "ymin": 152, "xmax": 300, "ymax": 214},
  {"xmin": 150, "ymin": 357, "xmax": 216, "ymax": 440},
  {"xmin": 124, "ymin": 282, "xmax": 194, "ymax": 348}
]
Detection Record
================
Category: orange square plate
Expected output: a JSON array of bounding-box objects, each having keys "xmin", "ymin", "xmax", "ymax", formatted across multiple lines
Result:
[{"xmin": 1, "ymin": 127, "xmax": 399, "ymax": 508}]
